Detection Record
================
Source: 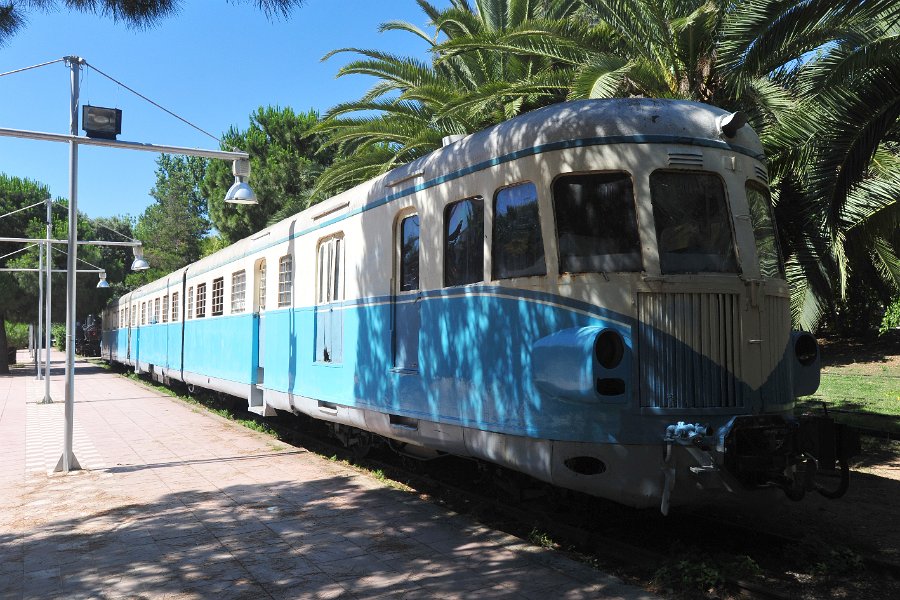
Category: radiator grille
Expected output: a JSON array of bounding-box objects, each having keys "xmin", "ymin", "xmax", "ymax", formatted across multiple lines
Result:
[
  {"xmin": 638, "ymin": 292, "xmax": 746, "ymax": 409},
  {"xmin": 760, "ymin": 294, "xmax": 792, "ymax": 405}
]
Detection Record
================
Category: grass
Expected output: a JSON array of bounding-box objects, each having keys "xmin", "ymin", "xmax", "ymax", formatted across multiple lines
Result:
[{"xmin": 797, "ymin": 366, "xmax": 900, "ymax": 435}]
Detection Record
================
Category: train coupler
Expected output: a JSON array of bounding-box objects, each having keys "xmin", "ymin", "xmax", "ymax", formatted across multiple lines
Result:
[
  {"xmin": 719, "ymin": 414, "xmax": 860, "ymax": 501},
  {"xmin": 660, "ymin": 422, "xmax": 728, "ymax": 515}
]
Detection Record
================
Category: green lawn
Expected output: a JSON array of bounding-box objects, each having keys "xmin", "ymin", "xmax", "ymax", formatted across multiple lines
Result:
[{"xmin": 797, "ymin": 364, "xmax": 900, "ymax": 435}]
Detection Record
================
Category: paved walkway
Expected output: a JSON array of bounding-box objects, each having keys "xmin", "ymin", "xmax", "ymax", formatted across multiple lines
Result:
[{"xmin": 0, "ymin": 349, "xmax": 659, "ymax": 599}]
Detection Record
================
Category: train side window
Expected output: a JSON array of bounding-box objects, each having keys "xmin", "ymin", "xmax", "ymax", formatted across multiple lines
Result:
[
  {"xmin": 399, "ymin": 215, "xmax": 419, "ymax": 292},
  {"xmin": 444, "ymin": 197, "xmax": 484, "ymax": 286},
  {"xmin": 187, "ymin": 287, "xmax": 194, "ymax": 319},
  {"xmin": 553, "ymin": 173, "xmax": 642, "ymax": 273},
  {"xmin": 196, "ymin": 283, "xmax": 207, "ymax": 318},
  {"xmin": 212, "ymin": 277, "xmax": 224, "ymax": 316},
  {"xmin": 141, "ymin": 302, "xmax": 146, "ymax": 325},
  {"xmin": 162, "ymin": 295, "xmax": 169, "ymax": 323},
  {"xmin": 316, "ymin": 235, "xmax": 345, "ymax": 363},
  {"xmin": 649, "ymin": 170, "xmax": 738, "ymax": 273},
  {"xmin": 131, "ymin": 304, "xmax": 136, "ymax": 327},
  {"xmin": 153, "ymin": 298, "xmax": 160, "ymax": 324},
  {"xmin": 257, "ymin": 261, "xmax": 267, "ymax": 311},
  {"xmin": 746, "ymin": 182, "xmax": 784, "ymax": 278},
  {"xmin": 493, "ymin": 182, "xmax": 545, "ymax": 279},
  {"xmin": 171, "ymin": 292, "xmax": 179, "ymax": 322},
  {"xmin": 231, "ymin": 270, "xmax": 246, "ymax": 313},
  {"xmin": 278, "ymin": 255, "xmax": 293, "ymax": 307}
]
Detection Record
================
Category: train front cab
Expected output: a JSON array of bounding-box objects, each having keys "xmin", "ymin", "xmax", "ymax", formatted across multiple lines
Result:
[{"xmin": 591, "ymin": 132, "xmax": 859, "ymax": 511}]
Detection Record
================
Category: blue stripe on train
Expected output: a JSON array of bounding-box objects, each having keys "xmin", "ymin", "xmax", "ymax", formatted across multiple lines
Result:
[{"xmin": 112, "ymin": 291, "xmax": 787, "ymax": 443}]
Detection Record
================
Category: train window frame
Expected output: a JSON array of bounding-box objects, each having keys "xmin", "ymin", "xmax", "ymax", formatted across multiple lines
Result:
[
  {"xmin": 141, "ymin": 302, "xmax": 146, "ymax": 326},
  {"xmin": 153, "ymin": 298, "xmax": 160, "ymax": 324},
  {"xmin": 444, "ymin": 196, "xmax": 484, "ymax": 287},
  {"xmin": 278, "ymin": 254, "xmax": 293, "ymax": 308},
  {"xmin": 212, "ymin": 277, "xmax": 224, "ymax": 316},
  {"xmin": 257, "ymin": 261, "xmax": 267, "ymax": 312},
  {"xmin": 131, "ymin": 304, "xmax": 136, "ymax": 327},
  {"xmin": 196, "ymin": 283, "xmax": 207, "ymax": 318},
  {"xmin": 316, "ymin": 235, "xmax": 345, "ymax": 305},
  {"xmin": 162, "ymin": 294, "xmax": 169, "ymax": 323},
  {"xmin": 649, "ymin": 169, "xmax": 739, "ymax": 274},
  {"xmin": 315, "ymin": 234, "xmax": 346, "ymax": 363},
  {"xmin": 397, "ymin": 211, "xmax": 420, "ymax": 293},
  {"xmin": 492, "ymin": 181, "xmax": 546, "ymax": 280},
  {"xmin": 171, "ymin": 291, "xmax": 179, "ymax": 322},
  {"xmin": 231, "ymin": 270, "xmax": 246, "ymax": 313},
  {"xmin": 745, "ymin": 181, "xmax": 785, "ymax": 279},
  {"xmin": 551, "ymin": 171, "xmax": 643, "ymax": 274}
]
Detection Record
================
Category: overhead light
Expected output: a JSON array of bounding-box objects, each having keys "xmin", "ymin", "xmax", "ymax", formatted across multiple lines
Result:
[
  {"xmin": 96, "ymin": 271, "xmax": 110, "ymax": 288},
  {"xmin": 224, "ymin": 158, "xmax": 257, "ymax": 205},
  {"xmin": 131, "ymin": 245, "xmax": 150, "ymax": 271},
  {"xmin": 82, "ymin": 105, "xmax": 122, "ymax": 140}
]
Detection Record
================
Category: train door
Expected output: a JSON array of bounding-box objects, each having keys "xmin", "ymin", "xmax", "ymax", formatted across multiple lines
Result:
[
  {"xmin": 126, "ymin": 299, "xmax": 132, "ymax": 361},
  {"xmin": 255, "ymin": 258, "xmax": 266, "ymax": 383},
  {"xmin": 393, "ymin": 213, "xmax": 420, "ymax": 370}
]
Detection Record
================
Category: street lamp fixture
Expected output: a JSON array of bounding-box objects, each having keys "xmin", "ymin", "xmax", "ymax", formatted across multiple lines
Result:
[
  {"xmin": 130, "ymin": 245, "xmax": 150, "ymax": 271},
  {"xmin": 82, "ymin": 105, "xmax": 122, "ymax": 140},
  {"xmin": 224, "ymin": 158, "xmax": 257, "ymax": 205},
  {"xmin": 96, "ymin": 271, "xmax": 110, "ymax": 288}
]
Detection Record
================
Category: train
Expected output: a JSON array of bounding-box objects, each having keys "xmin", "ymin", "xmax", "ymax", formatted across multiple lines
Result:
[
  {"xmin": 101, "ymin": 98, "xmax": 858, "ymax": 513},
  {"xmin": 75, "ymin": 314, "xmax": 102, "ymax": 357}
]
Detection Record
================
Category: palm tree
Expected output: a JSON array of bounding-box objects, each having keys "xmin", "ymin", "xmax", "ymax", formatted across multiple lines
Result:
[
  {"xmin": 317, "ymin": 0, "xmax": 900, "ymax": 330},
  {"xmin": 313, "ymin": 0, "xmax": 581, "ymax": 197}
]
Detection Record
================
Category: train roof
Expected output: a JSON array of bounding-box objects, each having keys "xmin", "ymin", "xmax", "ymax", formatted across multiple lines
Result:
[{"xmin": 383, "ymin": 98, "xmax": 764, "ymax": 191}]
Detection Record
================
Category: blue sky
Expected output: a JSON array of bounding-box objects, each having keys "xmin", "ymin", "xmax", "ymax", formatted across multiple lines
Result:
[{"xmin": 0, "ymin": 0, "xmax": 444, "ymax": 220}]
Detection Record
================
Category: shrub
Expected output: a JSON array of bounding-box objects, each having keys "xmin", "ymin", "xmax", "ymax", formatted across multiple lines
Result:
[
  {"xmin": 4, "ymin": 322, "xmax": 29, "ymax": 348},
  {"xmin": 51, "ymin": 323, "xmax": 66, "ymax": 350},
  {"xmin": 880, "ymin": 297, "xmax": 900, "ymax": 335}
]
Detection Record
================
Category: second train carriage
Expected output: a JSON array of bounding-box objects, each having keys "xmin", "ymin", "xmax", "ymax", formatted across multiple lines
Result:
[{"xmin": 102, "ymin": 98, "xmax": 855, "ymax": 512}]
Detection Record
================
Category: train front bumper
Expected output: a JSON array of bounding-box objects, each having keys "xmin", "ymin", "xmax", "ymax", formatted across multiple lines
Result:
[{"xmin": 660, "ymin": 414, "xmax": 860, "ymax": 514}]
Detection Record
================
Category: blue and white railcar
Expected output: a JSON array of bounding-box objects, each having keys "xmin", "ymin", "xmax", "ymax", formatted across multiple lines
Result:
[{"xmin": 101, "ymin": 99, "xmax": 856, "ymax": 512}]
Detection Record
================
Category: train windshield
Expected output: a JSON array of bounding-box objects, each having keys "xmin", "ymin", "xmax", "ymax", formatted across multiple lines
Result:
[
  {"xmin": 552, "ymin": 172, "xmax": 642, "ymax": 273},
  {"xmin": 746, "ymin": 182, "xmax": 785, "ymax": 278},
  {"xmin": 649, "ymin": 170, "xmax": 739, "ymax": 274}
]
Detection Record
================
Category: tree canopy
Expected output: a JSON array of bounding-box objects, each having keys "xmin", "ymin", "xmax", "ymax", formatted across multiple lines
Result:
[
  {"xmin": 314, "ymin": 0, "xmax": 900, "ymax": 331},
  {"xmin": 203, "ymin": 106, "xmax": 335, "ymax": 243},
  {"xmin": 130, "ymin": 154, "xmax": 210, "ymax": 286}
]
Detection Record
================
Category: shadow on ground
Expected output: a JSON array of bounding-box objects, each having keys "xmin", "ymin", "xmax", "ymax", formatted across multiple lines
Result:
[
  {"xmin": 819, "ymin": 330, "xmax": 900, "ymax": 367},
  {"xmin": 0, "ymin": 474, "xmax": 608, "ymax": 599}
]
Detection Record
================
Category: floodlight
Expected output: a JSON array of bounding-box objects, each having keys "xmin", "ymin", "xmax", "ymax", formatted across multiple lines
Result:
[
  {"xmin": 82, "ymin": 105, "xmax": 122, "ymax": 140},
  {"xmin": 97, "ymin": 271, "xmax": 110, "ymax": 288},
  {"xmin": 131, "ymin": 245, "xmax": 150, "ymax": 271},
  {"xmin": 224, "ymin": 158, "xmax": 257, "ymax": 205}
]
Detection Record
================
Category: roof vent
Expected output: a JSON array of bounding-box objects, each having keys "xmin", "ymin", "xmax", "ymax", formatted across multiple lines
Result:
[
  {"xmin": 668, "ymin": 149, "xmax": 704, "ymax": 167},
  {"xmin": 442, "ymin": 134, "xmax": 465, "ymax": 147}
]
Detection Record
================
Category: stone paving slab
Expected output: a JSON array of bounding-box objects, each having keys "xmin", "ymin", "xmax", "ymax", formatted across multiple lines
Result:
[{"xmin": 0, "ymin": 350, "xmax": 661, "ymax": 599}]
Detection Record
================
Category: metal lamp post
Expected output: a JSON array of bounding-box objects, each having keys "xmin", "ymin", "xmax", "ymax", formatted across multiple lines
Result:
[{"xmin": 0, "ymin": 55, "xmax": 254, "ymax": 474}]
